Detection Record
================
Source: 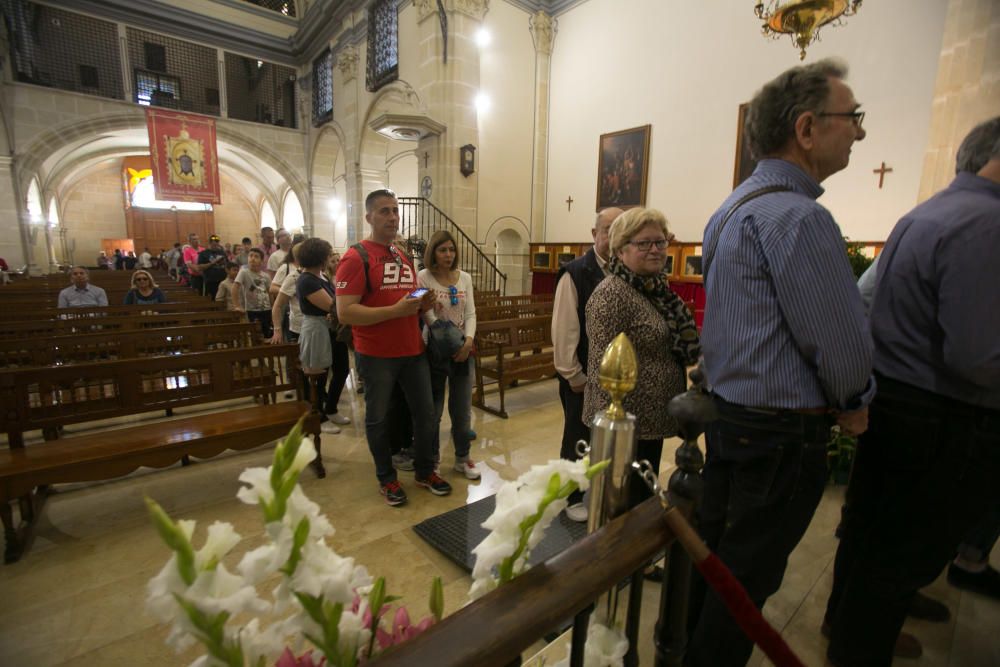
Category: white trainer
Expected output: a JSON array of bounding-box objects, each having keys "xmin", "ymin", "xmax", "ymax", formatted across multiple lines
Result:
[
  {"xmin": 328, "ymin": 413, "xmax": 351, "ymax": 425},
  {"xmin": 320, "ymin": 422, "xmax": 341, "ymax": 434},
  {"xmin": 565, "ymin": 503, "xmax": 588, "ymax": 523},
  {"xmin": 453, "ymin": 457, "xmax": 482, "ymax": 480}
]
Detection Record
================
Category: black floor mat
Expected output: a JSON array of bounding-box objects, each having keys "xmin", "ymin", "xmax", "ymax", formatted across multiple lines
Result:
[{"xmin": 412, "ymin": 494, "xmax": 587, "ymax": 572}]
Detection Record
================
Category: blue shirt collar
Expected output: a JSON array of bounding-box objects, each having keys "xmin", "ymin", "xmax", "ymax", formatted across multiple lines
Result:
[
  {"xmin": 757, "ymin": 158, "xmax": 825, "ymax": 200},
  {"xmin": 951, "ymin": 171, "xmax": 1000, "ymax": 200}
]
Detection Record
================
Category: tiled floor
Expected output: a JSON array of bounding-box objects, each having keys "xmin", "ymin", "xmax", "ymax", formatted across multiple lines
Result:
[{"xmin": 0, "ymin": 378, "xmax": 996, "ymax": 666}]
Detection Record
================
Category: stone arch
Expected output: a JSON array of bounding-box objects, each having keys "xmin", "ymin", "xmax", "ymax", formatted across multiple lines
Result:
[
  {"xmin": 484, "ymin": 216, "xmax": 530, "ymax": 295},
  {"xmin": 309, "ymin": 122, "xmax": 349, "ymax": 188},
  {"xmin": 17, "ymin": 112, "xmax": 309, "ymax": 218},
  {"xmin": 357, "ymin": 80, "xmax": 427, "ymax": 190}
]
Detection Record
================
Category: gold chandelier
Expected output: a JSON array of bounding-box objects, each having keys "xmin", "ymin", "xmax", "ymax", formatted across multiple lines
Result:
[{"xmin": 755, "ymin": 0, "xmax": 862, "ymax": 60}]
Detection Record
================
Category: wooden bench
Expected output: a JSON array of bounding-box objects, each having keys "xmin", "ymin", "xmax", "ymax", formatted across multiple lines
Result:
[
  {"xmin": 0, "ymin": 344, "xmax": 323, "ymax": 563},
  {"xmin": 0, "ymin": 290, "xmax": 204, "ymax": 307},
  {"xmin": 473, "ymin": 314, "xmax": 555, "ymax": 418},
  {"xmin": 477, "ymin": 300, "xmax": 553, "ymax": 322},
  {"xmin": 0, "ymin": 322, "xmax": 259, "ymax": 368},
  {"xmin": 0, "ymin": 310, "xmax": 243, "ymax": 340},
  {"xmin": 476, "ymin": 293, "xmax": 553, "ymax": 308},
  {"xmin": 9, "ymin": 302, "xmax": 224, "ymax": 321}
]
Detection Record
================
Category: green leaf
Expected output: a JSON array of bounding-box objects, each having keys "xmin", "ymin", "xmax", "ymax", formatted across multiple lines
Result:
[
  {"xmin": 295, "ymin": 591, "xmax": 326, "ymax": 626},
  {"xmin": 146, "ymin": 498, "xmax": 197, "ymax": 586},
  {"xmin": 429, "ymin": 576, "xmax": 444, "ymax": 621},
  {"xmin": 281, "ymin": 517, "xmax": 311, "ymax": 576},
  {"xmin": 585, "ymin": 458, "xmax": 611, "ymax": 479}
]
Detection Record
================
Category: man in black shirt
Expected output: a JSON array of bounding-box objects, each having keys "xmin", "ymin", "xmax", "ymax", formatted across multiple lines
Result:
[{"xmin": 197, "ymin": 234, "xmax": 229, "ymax": 299}]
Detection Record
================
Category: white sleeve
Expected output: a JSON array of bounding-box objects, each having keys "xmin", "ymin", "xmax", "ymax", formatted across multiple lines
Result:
[
  {"xmin": 462, "ymin": 272, "xmax": 476, "ymax": 339},
  {"xmin": 552, "ymin": 272, "xmax": 585, "ymax": 385}
]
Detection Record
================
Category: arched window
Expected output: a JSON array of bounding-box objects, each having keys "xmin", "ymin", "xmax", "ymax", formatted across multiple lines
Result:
[
  {"xmin": 25, "ymin": 179, "xmax": 43, "ymax": 222},
  {"xmin": 260, "ymin": 199, "xmax": 277, "ymax": 230},
  {"xmin": 131, "ymin": 173, "xmax": 211, "ymax": 211},
  {"xmin": 282, "ymin": 190, "xmax": 304, "ymax": 234},
  {"xmin": 48, "ymin": 197, "xmax": 60, "ymax": 227}
]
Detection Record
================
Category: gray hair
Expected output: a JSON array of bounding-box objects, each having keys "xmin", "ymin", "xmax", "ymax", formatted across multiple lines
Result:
[
  {"xmin": 955, "ymin": 116, "xmax": 1000, "ymax": 174},
  {"xmin": 746, "ymin": 58, "xmax": 849, "ymax": 160},
  {"xmin": 608, "ymin": 208, "xmax": 670, "ymax": 256}
]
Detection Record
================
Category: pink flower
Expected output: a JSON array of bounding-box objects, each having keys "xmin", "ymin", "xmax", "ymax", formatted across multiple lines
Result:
[
  {"xmin": 275, "ymin": 647, "xmax": 325, "ymax": 667},
  {"xmin": 374, "ymin": 606, "xmax": 436, "ymax": 649}
]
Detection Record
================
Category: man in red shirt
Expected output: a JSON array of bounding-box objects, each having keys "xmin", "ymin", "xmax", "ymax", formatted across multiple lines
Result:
[{"xmin": 336, "ymin": 188, "xmax": 451, "ymax": 506}]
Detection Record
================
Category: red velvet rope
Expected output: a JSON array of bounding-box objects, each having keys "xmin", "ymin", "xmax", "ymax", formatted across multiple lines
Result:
[{"xmin": 694, "ymin": 554, "xmax": 806, "ymax": 667}]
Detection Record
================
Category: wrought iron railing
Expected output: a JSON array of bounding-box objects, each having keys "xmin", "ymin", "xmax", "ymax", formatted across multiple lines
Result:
[{"xmin": 397, "ymin": 197, "xmax": 506, "ymax": 296}]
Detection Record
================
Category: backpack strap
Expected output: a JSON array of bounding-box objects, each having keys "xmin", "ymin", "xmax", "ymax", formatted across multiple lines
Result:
[
  {"xmin": 351, "ymin": 242, "xmax": 371, "ymax": 294},
  {"xmin": 703, "ymin": 185, "xmax": 791, "ymax": 289}
]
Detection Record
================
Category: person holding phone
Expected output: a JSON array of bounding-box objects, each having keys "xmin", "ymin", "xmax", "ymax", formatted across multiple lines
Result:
[
  {"xmin": 336, "ymin": 188, "xmax": 450, "ymax": 507},
  {"xmin": 418, "ymin": 230, "xmax": 480, "ymax": 480}
]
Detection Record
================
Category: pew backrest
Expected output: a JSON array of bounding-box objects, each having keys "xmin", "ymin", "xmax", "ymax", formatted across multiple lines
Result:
[{"xmin": 0, "ymin": 310, "xmax": 243, "ymax": 340}]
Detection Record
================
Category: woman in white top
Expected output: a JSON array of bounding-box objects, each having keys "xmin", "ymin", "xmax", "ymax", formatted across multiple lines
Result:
[
  {"xmin": 270, "ymin": 242, "xmax": 304, "ymax": 343},
  {"xmin": 418, "ymin": 231, "xmax": 480, "ymax": 479}
]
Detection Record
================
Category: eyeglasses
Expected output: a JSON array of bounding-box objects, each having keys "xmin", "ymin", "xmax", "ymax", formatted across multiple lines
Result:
[
  {"xmin": 628, "ymin": 239, "xmax": 669, "ymax": 252},
  {"xmin": 818, "ymin": 110, "xmax": 865, "ymax": 128},
  {"xmin": 388, "ymin": 244, "xmax": 404, "ymax": 268},
  {"xmin": 448, "ymin": 285, "xmax": 458, "ymax": 306},
  {"xmin": 135, "ymin": 277, "xmax": 149, "ymax": 282}
]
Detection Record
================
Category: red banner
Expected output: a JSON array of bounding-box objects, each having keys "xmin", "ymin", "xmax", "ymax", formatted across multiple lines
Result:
[{"xmin": 145, "ymin": 108, "xmax": 221, "ymax": 204}]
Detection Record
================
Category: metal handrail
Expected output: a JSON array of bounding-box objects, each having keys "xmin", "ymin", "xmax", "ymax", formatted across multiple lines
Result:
[{"xmin": 397, "ymin": 197, "xmax": 507, "ymax": 295}]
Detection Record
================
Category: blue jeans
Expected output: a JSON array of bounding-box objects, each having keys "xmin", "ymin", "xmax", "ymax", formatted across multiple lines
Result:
[
  {"xmin": 356, "ymin": 352, "xmax": 437, "ymax": 484},
  {"xmin": 687, "ymin": 397, "xmax": 831, "ymax": 667},
  {"xmin": 430, "ymin": 357, "xmax": 473, "ymax": 460}
]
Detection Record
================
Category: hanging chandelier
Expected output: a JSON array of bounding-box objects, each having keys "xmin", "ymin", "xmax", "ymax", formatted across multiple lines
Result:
[{"xmin": 755, "ymin": 0, "xmax": 862, "ymax": 60}]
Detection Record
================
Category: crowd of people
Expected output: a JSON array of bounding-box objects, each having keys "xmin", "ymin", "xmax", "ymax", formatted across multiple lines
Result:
[{"xmin": 48, "ymin": 55, "xmax": 998, "ymax": 667}]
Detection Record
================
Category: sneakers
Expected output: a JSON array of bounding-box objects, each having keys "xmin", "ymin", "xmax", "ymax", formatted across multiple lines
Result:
[
  {"xmin": 328, "ymin": 413, "xmax": 351, "ymax": 425},
  {"xmin": 415, "ymin": 472, "xmax": 452, "ymax": 496},
  {"xmin": 453, "ymin": 457, "xmax": 482, "ymax": 480},
  {"xmin": 392, "ymin": 451, "xmax": 415, "ymax": 471},
  {"xmin": 380, "ymin": 480, "xmax": 407, "ymax": 506},
  {"xmin": 467, "ymin": 429, "xmax": 477, "ymax": 441},
  {"xmin": 320, "ymin": 422, "xmax": 341, "ymax": 434},
  {"xmin": 565, "ymin": 502, "xmax": 588, "ymax": 523},
  {"xmin": 948, "ymin": 563, "xmax": 1000, "ymax": 600}
]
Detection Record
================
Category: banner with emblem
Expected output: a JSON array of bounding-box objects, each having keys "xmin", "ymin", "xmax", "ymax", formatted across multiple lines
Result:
[{"xmin": 145, "ymin": 108, "xmax": 221, "ymax": 204}]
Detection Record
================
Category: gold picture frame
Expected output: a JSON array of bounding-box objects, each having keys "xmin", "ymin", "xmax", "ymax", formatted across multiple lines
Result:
[{"xmin": 596, "ymin": 124, "xmax": 651, "ymax": 211}]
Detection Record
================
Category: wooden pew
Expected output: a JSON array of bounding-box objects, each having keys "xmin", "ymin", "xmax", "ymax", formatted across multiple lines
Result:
[
  {"xmin": 476, "ymin": 293, "xmax": 554, "ymax": 308},
  {"xmin": 10, "ymin": 302, "xmax": 224, "ymax": 321},
  {"xmin": 473, "ymin": 314, "xmax": 555, "ymax": 418},
  {"xmin": 0, "ymin": 322, "xmax": 259, "ymax": 368},
  {"xmin": 476, "ymin": 300, "xmax": 553, "ymax": 322},
  {"xmin": 0, "ymin": 310, "xmax": 243, "ymax": 340},
  {"xmin": 0, "ymin": 289, "xmax": 202, "ymax": 305},
  {"xmin": 0, "ymin": 344, "xmax": 323, "ymax": 563}
]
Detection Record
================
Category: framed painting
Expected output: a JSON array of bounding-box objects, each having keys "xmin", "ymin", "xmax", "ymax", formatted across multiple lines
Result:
[
  {"xmin": 733, "ymin": 103, "xmax": 758, "ymax": 188},
  {"xmin": 681, "ymin": 245, "xmax": 703, "ymax": 283},
  {"xmin": 664, "ymin": 245, "xmax": 681, "ymax": 279},
  {"xmin": 596, "ymin": 124, "xmax": 651, "ymax": 211}
]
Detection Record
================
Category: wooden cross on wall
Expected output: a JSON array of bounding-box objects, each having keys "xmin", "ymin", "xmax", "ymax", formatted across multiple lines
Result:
[
  {"xmin": 873, "ymin": 161, "xmax": 893, "ymax": 189},
  {"xmin": 565, "ymin": 196, "xmax": 574, "ymax": 211},
  {"xmin": 423, "ymin": 151, "xmax": 430, "ymax": 168}
]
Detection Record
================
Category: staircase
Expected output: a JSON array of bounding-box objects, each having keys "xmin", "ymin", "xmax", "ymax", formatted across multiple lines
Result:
[{"xmin": 397, "ymin": 197, "xmax": 507, "ymax": 295}]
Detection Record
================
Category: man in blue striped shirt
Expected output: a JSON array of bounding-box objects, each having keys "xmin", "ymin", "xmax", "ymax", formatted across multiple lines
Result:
[{"xmin": 687, "ymin": 59, "xmax": 874, "ymax": 667}]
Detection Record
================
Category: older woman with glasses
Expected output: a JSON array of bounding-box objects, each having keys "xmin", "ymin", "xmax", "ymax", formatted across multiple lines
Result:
[
  {"xmin": 123, "ymin": 269, "xmax": 166, "ymax": 304},
  {"xmin": 583, "ymin": 207, "xmax": 701, "ymax": 509}
]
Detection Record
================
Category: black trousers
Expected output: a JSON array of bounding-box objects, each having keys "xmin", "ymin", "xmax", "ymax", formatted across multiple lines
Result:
[
  {"xmin": 825, "ymin": 375, "xmax": 1000, "ymax": 667},
  {"xmin": 324, "ymin": 337, "xmax": 350, "ymax": 415},
  {"xmin": 558, "ymin": 376, "xmax": 591, "ymax": 505},
  {"xmin": 686, "ymin": 397, "xmax": 831, "ymax": 667}
]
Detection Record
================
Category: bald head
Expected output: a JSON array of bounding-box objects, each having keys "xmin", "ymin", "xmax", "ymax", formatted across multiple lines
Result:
[{"xmin": 593, "ymin": 207, "xmax": 623, "ymax": 260}]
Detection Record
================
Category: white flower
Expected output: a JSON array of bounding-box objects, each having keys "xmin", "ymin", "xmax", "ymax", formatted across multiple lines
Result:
[
  {"xmin": 186, "ymin": 564, "xmax": 270, "ymax": 618},
  {"xmin": 236, "ymin": 466, "xmax": 274, "ymax": 507},
  {"xmin": 291, "ymin": 539, "xmax": 372, "ymax": 604},
  {"xmin": 239, "ymin": 618, "xmax": 287, "ymax": 666},
  {"xmin": 288, "ymin": 435, "xmax": 318, "ymax": 477},
  {"xmin": 194, "ymin": 521, "xmax": 241, "ymax": 569},
  {"xmin": 286, "ymin": 486, "xmax": 333, "ymax": 538},
  {"xmin": 552, "ymin": 622, "xmax": 628, "ymax": 667}
]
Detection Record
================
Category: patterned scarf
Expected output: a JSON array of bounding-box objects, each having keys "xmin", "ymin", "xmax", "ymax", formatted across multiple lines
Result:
[{"xmin": 608, "ymin": 256, "xmax": 702, "ymax": 367}]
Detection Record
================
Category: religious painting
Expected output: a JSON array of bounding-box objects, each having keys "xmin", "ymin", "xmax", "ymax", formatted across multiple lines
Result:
[
  {"xmin": 681, "ymin": 245, "xmax": 703, "ymax": 282},
  {"xmin": 596, "ymin": 125, "xmax": 651, "ymax": 211},
  {"xmin": 733, "ymin": 103, "xmax": 758, "ymax": 188},
  {"xmin": 145, "ymin": 107, "xmax": 221, "ymax": 204},
  {"xmin": 532, "ymin": 248, "xmax": 553, "ymax": 271}
]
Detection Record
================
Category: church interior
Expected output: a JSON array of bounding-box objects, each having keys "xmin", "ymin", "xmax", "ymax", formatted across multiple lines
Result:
[{"xmin": 0, "ymin": 0, "xmax": 997, "ymax": 665}]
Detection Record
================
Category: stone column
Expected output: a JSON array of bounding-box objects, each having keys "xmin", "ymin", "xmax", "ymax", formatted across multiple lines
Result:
[
  {"xmin": 529, "ymin": 10, "xmax": 555, "ymax": 243},
  {"xmin": 918, "ymin": 0, "xmax": 1000, "ymax": 200},
  {"xmin": 413, "ymin": 0, "xmax": 488, "ymax": 237},
  {"xmin": 0, "ymin": 156, "xmax": 28, "ymax": 271},
  {"xmin": 336, "ymin": 44, "xmax": 366, "ymax": 244}
]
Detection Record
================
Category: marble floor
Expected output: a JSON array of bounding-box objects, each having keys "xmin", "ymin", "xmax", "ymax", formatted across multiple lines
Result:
[{"xmin": 0, "ymin": 378, "xmax": 996, "ymax": 666}]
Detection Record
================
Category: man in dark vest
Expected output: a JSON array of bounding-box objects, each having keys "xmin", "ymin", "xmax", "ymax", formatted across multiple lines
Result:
[{"xmin": 551, "ymin": 206, "xmax": 622, "ymax": 522}]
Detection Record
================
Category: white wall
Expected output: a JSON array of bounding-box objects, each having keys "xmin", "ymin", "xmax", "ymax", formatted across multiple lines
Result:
[
  {"xmin": 545, "ymin": 0, "xmax": 948, "ymax": 243},
  {"xmin": 477, "ymin": 0, "xmax": 536, "ymax": 242}
]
